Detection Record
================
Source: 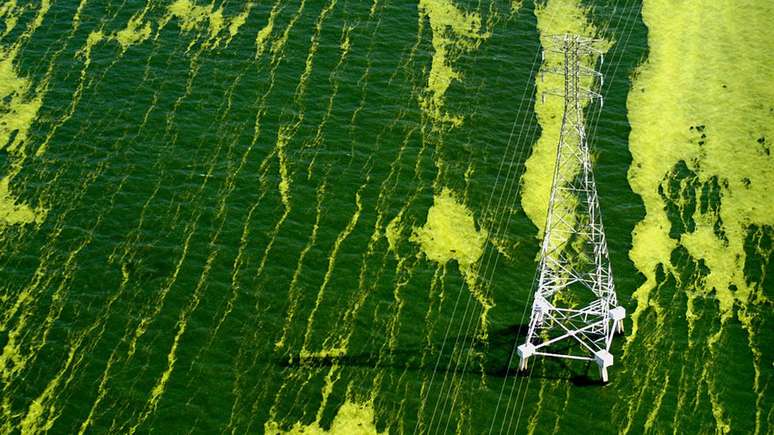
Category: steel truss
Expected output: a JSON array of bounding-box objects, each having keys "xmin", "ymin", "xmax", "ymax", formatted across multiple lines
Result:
[{"xmin": 518, "ymin": 34, "xmax": 625, "ymax": 382}]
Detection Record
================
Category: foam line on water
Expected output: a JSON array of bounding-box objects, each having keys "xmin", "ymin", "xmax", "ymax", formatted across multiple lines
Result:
[
  {"xmin": 550, "ymin": 382, "xmax": 572, "ymax": 434},
  {"xmin": 523, "ymin": 365, "xmax": 547, "ymax": 434},
  {"xmin": 275, "ymin": 179, "xmax": 327, "ymax": 350},
  {"xmin": 364, "ymin": 126, "xmax": 420, "ymax": 394},
  {"xmin": 300, "ymin": 188, "xmax": 364, "ymax": 355},
  {"xmin": 413, "ymin": 265, "xmax": 445, "ymax": 433},
  {"xmin": 304, "ymin": 23, "xmax": 353, "ymax": 178},
  {"xmin": 73, "ymin": 40, "xmax": 177, "ymax": 425},
  {"xmin": 225, "ymin": 0, "xmax": 318, "ymax": 423},
  {"xmin": 1, "ymin": 164, "xmax": 110, "ymax": 389},
  {"xmin": 13, "ymin": 166, "xmax": 129, "ymax": 432},
  {"xmin": 128, "ymin": 214, "xmax": 220, "ymax": 433},
  {"xmin": 119, "ymin": 51, "xmax": 234, "ymax": 356},
  {"xmin": 252, "ymin": 0, "xmax": 311, "ymax": 279}
]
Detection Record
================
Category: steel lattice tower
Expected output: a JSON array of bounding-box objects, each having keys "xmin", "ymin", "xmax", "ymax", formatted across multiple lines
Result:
[{"xmin": 517, "ymin": 34, "xmax": 625, "ymax": 382}]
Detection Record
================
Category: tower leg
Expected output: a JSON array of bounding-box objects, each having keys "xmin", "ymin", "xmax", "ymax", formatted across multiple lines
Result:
[
  {"xmin": 594, "ymin": 350, "xmax": 613, "ymax": 383},
  {"xmin": 610, "ymin": 306, "xmax": 626, "ymax": 335},
  {"xmin": 517, "ymin": 343, "xmax": 535, "ymax": 372},
  {"xmin": 598, "ymin": 364, "xmax": 608, "ymax": 383}
]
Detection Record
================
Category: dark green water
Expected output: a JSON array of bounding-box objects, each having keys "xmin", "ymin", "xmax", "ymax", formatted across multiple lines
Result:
[{"xmin": 1, "ymin": 0, "xmax": 770, "ymax": 433}]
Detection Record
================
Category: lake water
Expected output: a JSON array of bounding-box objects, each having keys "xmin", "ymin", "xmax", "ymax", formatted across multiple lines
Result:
[{"xmin": 1, "ymin": 0, "xmax": 771, "ymax": 433}]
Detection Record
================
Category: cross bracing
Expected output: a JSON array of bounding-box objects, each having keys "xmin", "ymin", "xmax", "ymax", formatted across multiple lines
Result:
[{"xmin": 517, "ymin": 34, "xmax": 625, "ymax": 382}]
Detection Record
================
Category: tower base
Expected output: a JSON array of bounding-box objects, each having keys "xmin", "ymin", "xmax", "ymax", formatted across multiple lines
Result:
[
  {"xmin": 517, "ymin": 343, "xmax": 535, "ymax": 371},
  {"xmin": 610, "ymin": 306, "xmax": 626, "ymax": 334},
  {"xmin": 594, "ymin": 350, "xmax": 613, "ymax": 383}
]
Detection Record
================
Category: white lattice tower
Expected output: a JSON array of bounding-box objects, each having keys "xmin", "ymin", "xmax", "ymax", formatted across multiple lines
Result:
[{"xmin": 517, "ymin": 35, "xmax": 625, "ymax": 382}]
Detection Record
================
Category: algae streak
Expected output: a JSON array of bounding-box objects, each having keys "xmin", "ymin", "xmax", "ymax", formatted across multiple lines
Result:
[
  {"xmin": 0, "ymin": 178, "xmax": 38, "ymax": 227},
  {"xmin": 418, "ymin": 0, "xmax": 489, "ymax": 127},
  {"xmin": 265, "ymin": 400, "xmax": 384, "ymax": 434}
]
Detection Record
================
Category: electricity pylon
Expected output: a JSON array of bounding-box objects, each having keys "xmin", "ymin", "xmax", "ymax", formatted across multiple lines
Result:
[{"xmin": 517, "ymin": 34, "xmax": 625, "ymax": 382}]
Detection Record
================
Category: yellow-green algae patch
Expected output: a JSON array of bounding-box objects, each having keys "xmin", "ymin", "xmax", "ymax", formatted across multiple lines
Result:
[
  {"xmin": 114, "ymin": 12, "xmax": 153, "ymax": 50},
  {"xmin": 164, "ymin": 0, "xmax": 251, "ymax": 48},
  {"xmin": 111, "ymin": 1, "xmax": 251, "ymax": 53},
  {"xmin": 412, "ymin": 188, "xmax": 487, "ymax": 273},
  {"xmin": 0, "ymin": 1, "xmax": 21, "ymax": 38},
  {"xmin": 627, "ymin": 0, "xmax": 773, "ymax": 431},
  {"xmin": 412, "ymin": 188, "xmax": 493, "ymax": 337},
  {"xmin": 0, "ymin": 53, "xmax": 44, "ymax": 155},
  {"xmin": 224, "ymin": 7, "xmax": 251, "ymax": 46},
  {"xmin": 628, "ymin": 0, "xmax": 774, "ymax": 325},
  {"xmin": 264, "ymin": 400, "xmax": 384, "ymax": 434},
  {"xmin": 0, "ymin": 178, "xmax": 39, "ymax": 227},
  {"xmin": 418, "ymin": 0, "xmax": 490, "ymax": 127},
  {"xmin": 385, "ymin": 212, "xmax": 404, "ymax": 255},
  {"xmin": 0, "ymin": 47, "xmax": 47, "ymax": 229},
  {"xmin": 255, "ymin": 3, "xmax": 280, "ymax": 58},
  {"xmin": 520, "ymin": 0, "xmax": 608, "ymax": 237},
  {"xmin": 510, "ymin": 1, "xmax": 524, "ymax": 16},
  {"xmin": 167, "ymin": 0, "xmax": 219, "ymax": 33}
]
